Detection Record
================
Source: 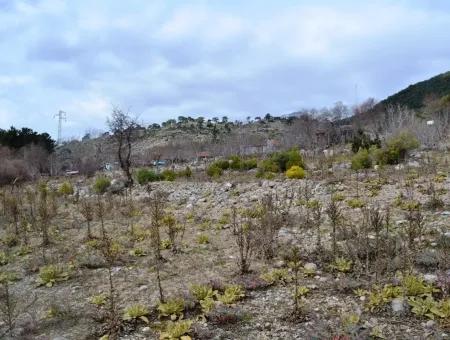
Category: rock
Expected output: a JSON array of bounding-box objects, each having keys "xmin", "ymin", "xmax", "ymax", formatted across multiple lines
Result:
[
  {"xmin": 273, "ymin": 260, "xmax": 285, "ymax": 268},
  {"xmin": 304, "ymin": 263, "xmax": 317, "ymax": 272},
  {"xmin": 423, "ymin": 273, "xmax": 438, "ymax": 284},
  {"xmin": 441, "ymin": 211, "xmax": 450, "ymax": 216},
  {"xmin": 425, "ymin": 320, "xmax": 435, "ymax": 328},
  {"xmin": 408, "ymin": 160, "xmax": 420, "ymax": 168},
  {"xmin": 391, "ymin": 297, "xmax": 406, "ymax": 314},
  {"xmin": 416, "ymin": 250, "xmax": 439, "ymax": 268},
  {"xmin": 224, "ymin": 182, "xmax": 234, "ymax": 190},
  {"xmin": 142, "ymin": 326, "xmax": 151, "ymax": 333},
  {"xmin": 108, "ymin": 178, "xmax": 126, "ymax": 193}
]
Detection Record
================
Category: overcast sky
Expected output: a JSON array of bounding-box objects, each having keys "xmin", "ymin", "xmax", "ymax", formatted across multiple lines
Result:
[{"xmin": 0, "ymin": 0, "xmax": 449, "ymax": 139}]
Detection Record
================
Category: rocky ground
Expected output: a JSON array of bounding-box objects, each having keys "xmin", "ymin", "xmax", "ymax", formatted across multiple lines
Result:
[{"xmin": 0, "ymin": 158, "xmax": 449, "ymax": 339}]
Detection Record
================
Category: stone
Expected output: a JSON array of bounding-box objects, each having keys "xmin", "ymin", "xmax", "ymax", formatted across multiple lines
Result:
[
  {"xmin": 391, "ymin": 297, "xmax": 406, "ymax": 314},
  {"xmin": 425, "ymin": 320, "xmax": 435, "ymax": 328},
  {"xmin": 142, "ymin": 326, "xmax": 151, "ymax": 333},
  {"xmin": 423, "ymin": 273, "xmax": 438, "ymax": 284},
  {"xmin": 108, "ymin": 178, "xmax": 126, "ymax": 193},
  {"xmin": 304, "ymin": 263, "xmax": 317, "ymax": 272}
]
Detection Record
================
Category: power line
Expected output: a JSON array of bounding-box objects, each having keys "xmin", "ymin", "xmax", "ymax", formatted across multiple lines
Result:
[{"xmin": 54, "ymin": 110, "xmax": 66, "ymax": 144}]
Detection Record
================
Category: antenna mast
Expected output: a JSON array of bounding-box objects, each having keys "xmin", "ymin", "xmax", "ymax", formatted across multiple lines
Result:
[{"xmin": 54, "ymin": 110, "xmax": 66, "ymax": 144}]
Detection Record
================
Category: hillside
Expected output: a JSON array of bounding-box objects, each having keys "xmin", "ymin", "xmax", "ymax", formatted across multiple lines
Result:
[{"xmin": 379, "ymin": 71, "xmax": 450, "ymax": 109}]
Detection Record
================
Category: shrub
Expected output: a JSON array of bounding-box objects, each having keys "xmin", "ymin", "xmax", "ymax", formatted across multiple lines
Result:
[
  {"xmin": 241, "ymin": 158, "xmax": 257, "ymax": 170},
  {"xmin": 136, "ymin": 168, "xmax": 162, "ymax": 184},
  {"xmin": 58, "ymin": 181, "xmax": 74, "ymax": 196},
  {"xmin": 376, "ymin": 131, "xmax": 420, "ymax": 165},
  {"xmin": 271, "ymin": 148, "xmax": 305, "ymax": 172},
  {"xmin": 228, "ymin": 155, "xmax": 242, "ymax": 170},
  {"xmin": 351, "ymin": 129, "xmax": 381, "ymax": 153},
  {"xmin": 213, "ymin": 159, "xmax": 230, "ymax": 170},
  {"xmin": 162, "ymin": 169, "xmax": 176, "ymax": 181},
  {"xmin": 93, "ymin": 176, "xmax": 111, "ymax": 194},
  {"xmin": 351, "ymin": 148, "xmax": 372, "ymax": 170},
  {"xmin": 206, "ymin": 164, "xmax": 222, "ymax": 178},
  {"xmin": 286, "ymin": 165, "xmax": 305, "ymax": 179},
  {"xmin": 178, "ymin": 166, "xmax": 192, "ymax": 178}
]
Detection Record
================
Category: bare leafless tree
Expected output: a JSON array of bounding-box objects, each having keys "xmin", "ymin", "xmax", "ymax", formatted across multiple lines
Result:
[{"xmin": 107, "ymin": 108, "xmax": 138, "ymax": 186}]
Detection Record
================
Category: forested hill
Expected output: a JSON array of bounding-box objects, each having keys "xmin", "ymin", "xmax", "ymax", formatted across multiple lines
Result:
[{"xmin": 378, "ymin": 71, "xmax": 450, "ymax": 109}]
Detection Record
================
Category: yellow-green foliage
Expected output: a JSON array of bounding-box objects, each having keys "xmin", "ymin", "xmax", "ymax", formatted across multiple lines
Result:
[
  {"xmin": 0, "ymin": 251, "xmax": 9, "ymax": 266},
  {"xmin": 366, "ymin": 284, "xmax": 402, "ymax": 311},
  {"xmin": 408, "ymin": 295, "xmax": 450, "ymax": 320},
  {"xmin": 158, "ymin": 298, "xmax": 185, "ymax": 320},
  {"xmin": 129, "ymin": 248, "xmax": 147, "ymax": 257},
  {"xmin": 206, "ymin": 164, "xmax": 223, "ymax": 178},
  {"xmin": 93, "ymin": 176, "xmax": 111, "ymax": 194},
  {"xmin": 217, "ymin": 285, "xmax": 245, "ymax": 305},
  {"xmin": 123, "ymin": 304, "xmax": 150, "ymax": 323},
  {"xmin": 196, "ymin": 234, "xmax": 209, "ymax": 244},
  {"xmin": 286, "ymin": 165, "xmax": 306, "ymax": 179},
  {"xmin": 189, "ymin": 284, "xmax": 216, "ymax": 302},
  {"xmin": 160, "ymin": 320, "xmax": 193, "ymax": 340},
  {"xmin": 331, "ymin": 257, "xmax": 352, "ymax": 273},
  {"xmin": 402, "ymin": 275, "xmax": 438, "ymax": 296},
  {"xmin": 295, "ymin": 286, "xmax": 310, "ymax": 298},
  {"xmin": 351, "ymin": 148, "xmax": 372, "ymax": 170},
  {"xmin": 260, "ymin": 268, "xmax": 291, "ymax": 285},
  {"xmin": 58, "ymin": 181, "xmax": 74, "ymax": 196},
  {"xmin": 160, "ymin": 239, "xmax": 173, "ymax": 250},
  {"xmin": 347, "ymin": 198, "xmax": 365, "ymax": 209},
  {"xmin": 200, "ymin": 297, "xmax": 215, "ymax": 314},
  {"xmin": 331, "ymin": 193, "xmax": 345, "ymax": 202},
  {"xmin": 434, "ymin": 172, "xmax": 447, "ymax": 183},
  {"xmin": 89, "ymin": 293, "xmax": 108, "ymax": 306},
  {"xmin": 37, "ymin": 264, "xmax": 70, "ymax": 287}
]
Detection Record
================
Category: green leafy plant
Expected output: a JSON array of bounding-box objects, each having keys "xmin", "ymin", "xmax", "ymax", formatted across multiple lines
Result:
[
  {"xmin": 196, "ymin": 234, "xmax": 209, "ymax": 244},
  {"xmin": 200, "ymin": 296, "xmax": 215, "ymax": 314},
  {"xmin": 331, "ymin": 257, "xmax": 352, "ymax": 273},
  {"xmin": 346, "ymin": 198, "xmax": 365, "ymax": 209},
  {"xmin": 218, "ymin": 285, "xmax": 245, "ymax": 305},
  {"xmin": 123, "ymin": 304, "xmax": 150, "ymax": 324},
  {"xmin": 89, "ymin": 293, "xmax": 108, "ymax": 307},
  {"xmin": 402, "ymin": 275, "xmax": 438, "ymax": 296},
  {"xmin": 158, "ymin": 298, "xmax": 185, "ymax": 320},
  {"xmin": 93, "ymin": 176, "xmax": 111, "ymax": 194},
  {"xmin": 160, "ymin": 239, "xmax": 173, "ymax": 250},
  {"xmin": 129, "ymin": 248, "xmax": 147, "ymax": 257},
  {"xmin": 408, "ymin": 295, "xmax": 438, "ymax": 319},
  {"xmin": 36, "ymin": 264, "xmax": 70, "ymax": 287},
  {"xmin": 189, "ymin": 284, "xmax": 216, "ymax": 302},
  {"xmin": 0, "ymin": 251, "xmax": 9, "ymax": 265},
  {"xmin": 286, "ymin": 165, "xmax": 306, "ymax": 179},
  {"xmin": 162, "ymin": 170, "xmax": 176, "ymax": 181},
  {"xmin": 260, "ymin": 268, "xmax": 291, "ymax": 285},
  {"xmin": 295, "ymin": 286, "xmax": 310, "ymax": 298},
  {"xmin": 160, "ymin": 319, "xmax": 193, "ymax": 340},
  {"xmin": 58, "ymin": 181, "xmax": 74, "ymax": 196},
  {"xmin": 136, "ymin": 168, "xmax": 162, "ymax": 184},
  {"xmin": 206, "ymin": 164, "xmax": 223, "ymax": 178},
  {"xmin": 351, "ymin": 148, "xmax": 372, "ymax": 170}
]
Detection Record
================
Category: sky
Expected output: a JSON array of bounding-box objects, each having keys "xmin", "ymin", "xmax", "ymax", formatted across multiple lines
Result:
[{"xmin": 0, "ymin": 0, "xmax": 449, "ymax": 139}]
